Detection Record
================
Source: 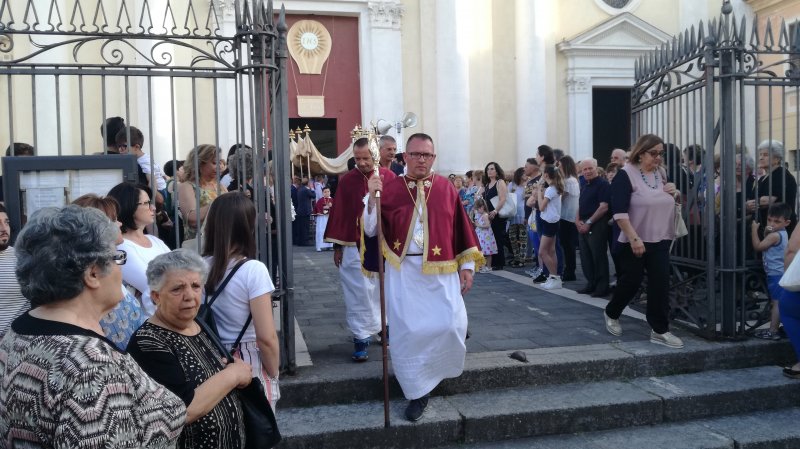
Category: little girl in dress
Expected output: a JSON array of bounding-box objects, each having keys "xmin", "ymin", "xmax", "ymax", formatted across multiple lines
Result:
[{"xmin": 473, "ymin": 198, "xmax": 498, "ymax": 273}]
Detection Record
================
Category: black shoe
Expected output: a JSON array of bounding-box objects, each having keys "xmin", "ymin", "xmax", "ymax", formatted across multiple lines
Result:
[
  {"xmin": 562, "ymin": 273, "xmax": 576, "ymax": 282},
  {"xmin": 577, "ymin": 286, "xmax": 595, "ymax": 294},
  {"xmin": 591, "ymin": 289, "xmax": 611, "ymax": 298},
  {"xmin": 533, "ymin": 273, "xmax": 548, "ymax": 284},
  {"xmin": 405, "ymin": 396, "xmax": 429, "ymax": 422}
]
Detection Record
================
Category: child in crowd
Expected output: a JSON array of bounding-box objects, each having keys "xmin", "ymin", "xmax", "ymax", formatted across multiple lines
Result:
[
  {"xmin": 535, "ymin": 165, "xmax": 564, "ymax": 290},
  {"xmin": 473, "ymin": 198, "xmax": 498, "ymax": 273},
  {"xmin": 314, "ymin": 187, "xmax": 334, "ymax": 251},
  {"xmin": 751, "ymin": 202, "xmax": 792, "ymax": 340}
]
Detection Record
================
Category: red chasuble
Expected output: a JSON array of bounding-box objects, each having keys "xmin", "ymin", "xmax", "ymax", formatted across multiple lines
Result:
[
  {"xmin": 380, "ymin": 173, "xmax": 484, "ymax": 274},
  {"xmin": 324, "ymin": 167, "xmax": 396, "ymax": 273},
  {"xmin": 314, "ymin": 197, "xmax": 333, "ymax": 215}
]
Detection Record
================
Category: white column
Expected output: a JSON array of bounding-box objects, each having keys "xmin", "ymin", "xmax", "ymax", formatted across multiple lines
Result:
[
  {"xmin": 366, "ymin": 1, "xmax": 405, "ymax": 146},
  {"xmin": 216, "ymin": 2, "xmax": 241, "ymax": 156},
  {"xmin": 566, "ymin": 76, "xmax": 593, "ymax": 162},
  {"xmin": 515, "ymin": 0, "xmax": 549, "ymax": 165},
  {"xmin": 434, "ymin": 0, "xmax": 470, "ymax": 174}
]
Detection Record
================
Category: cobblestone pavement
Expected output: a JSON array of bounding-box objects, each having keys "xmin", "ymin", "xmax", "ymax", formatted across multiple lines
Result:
[{"xmin": 292, "ymin": 246, "xmax": 653, "ymax": 367}]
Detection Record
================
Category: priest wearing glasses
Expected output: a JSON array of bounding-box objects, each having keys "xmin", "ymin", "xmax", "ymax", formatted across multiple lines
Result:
[{"xmin": 364, "ymin": 133, "xmax": 484, "ymax": 422}]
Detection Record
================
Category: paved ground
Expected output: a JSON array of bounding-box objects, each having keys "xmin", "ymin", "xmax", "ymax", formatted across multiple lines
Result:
[{"xmin": 291, "ymin": 245, "xmax": 656, "ymax": 367}]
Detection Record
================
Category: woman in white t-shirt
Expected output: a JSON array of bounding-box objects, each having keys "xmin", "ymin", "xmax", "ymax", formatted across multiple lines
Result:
[
  {"xmin": 558, "ymin": 156, "xmax": 581, "ymax": 282},
  {"xmin": 535, "ymin": 165, "xmax": 565, "ymax": 290},
  {"xmin": 202, "ymin": 191, "xmax": 280, "ymax": 410},
  {"xmin": 108, "ymin": 182, "xmax": 170, "ymax": 316}
]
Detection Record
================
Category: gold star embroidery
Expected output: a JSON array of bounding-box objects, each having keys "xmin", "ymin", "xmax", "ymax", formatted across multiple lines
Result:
[
  {"xmin": 432, "ymin": 245, "xmax": 442, "ymax": 256},
  {"xmin": 393, "ymin": 240, "xmax": 402, "ymax": 250}
]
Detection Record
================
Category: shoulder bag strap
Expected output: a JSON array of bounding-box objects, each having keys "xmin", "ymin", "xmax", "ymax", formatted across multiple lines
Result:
[
  {"xmin": 232, "ymin": 314, "xmax": 253, "ymax": 353},
  {"xmin": 204, "ymin": 258, "xmax": 248, "ymax": 307},
  {"xmin": 196, "ymin": 317, "xmax": 234, "ymax": 364}
]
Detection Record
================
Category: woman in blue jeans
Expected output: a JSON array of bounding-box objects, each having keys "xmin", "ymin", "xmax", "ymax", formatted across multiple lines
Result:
[{"xmin": 780, "ymin": 224, "xmax": 800, "ymax": 378}]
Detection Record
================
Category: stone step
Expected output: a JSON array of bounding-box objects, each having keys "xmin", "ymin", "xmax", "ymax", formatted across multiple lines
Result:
[
  {"xmin": 274, "ymin": 365, "xmax": 800, "ymax": 449},
  {"xmin": 279, "ymin": 338, "xmax": 793, "ymax": 407},
  {"xmin": 437, "ymin": 406, "xmax": 800, "ymax": 449}
]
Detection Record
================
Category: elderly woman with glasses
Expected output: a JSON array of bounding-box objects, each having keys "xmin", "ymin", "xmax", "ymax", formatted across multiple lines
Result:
[
  {"xmin": 108, "ymin": 181, "xmax": 171, "ymax": 317},
  {"xmin": 128, "ymin": 249, "xmax": 253, "ymax": 449},
  {"xmin": 0, "ymin": 206, "xmax": 186, "ymax": 448},
  {"xmin": 603, "ymin": 134, "xmax": 685, "ymax": 350}
]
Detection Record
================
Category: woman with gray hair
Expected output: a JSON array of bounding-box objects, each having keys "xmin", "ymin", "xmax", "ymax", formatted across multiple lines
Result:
[
  {"xmin": 0, "ymin": 206, "xmax": 186, "ymax": 448},
  {"xmin": 128, "ymin": 249, "xmax": 253, "ymax": 449},
  {"xmin": 748, "ymin": 139, "xmax": 797, "ymax": 233}
]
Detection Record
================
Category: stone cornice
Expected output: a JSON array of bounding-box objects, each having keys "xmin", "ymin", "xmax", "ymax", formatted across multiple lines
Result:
[
  {"xmin": 745, "ymin": 0, "xmax": 792, "ymax": 13},
  {"xmin": 368, "ymin": 0, "xmax": 404, "ymax": 30}
]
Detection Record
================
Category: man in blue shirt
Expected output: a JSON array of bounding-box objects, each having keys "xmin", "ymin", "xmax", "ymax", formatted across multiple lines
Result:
[{"xmin": 576, "ymin": 158, "xmax": 611, "ymax": 297}]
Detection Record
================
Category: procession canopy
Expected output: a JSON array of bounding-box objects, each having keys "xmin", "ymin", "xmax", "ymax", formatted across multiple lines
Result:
[{"xmin": 290, "ymin": 125, "xmax": 380, "ymax": 175}]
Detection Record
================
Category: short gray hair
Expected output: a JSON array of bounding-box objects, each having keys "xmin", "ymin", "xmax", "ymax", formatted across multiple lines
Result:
[
  {"xmin": 146, "ymin": 249, "xmax": 209, "ymax": 292},
  {"xmin": 15, "ymin": 205, "xmax": 119, "ymax": 307},
  {"xmin": 758, "ymin": 139, "xmax": 785, "ymax": 160},
  {"xmin": 229, "ymin": 150, "xmax": 254, "ymax": 182},
  {"xmin": 581, "ymin": 158, "xmax": 598, "ymax": 168},
  {"xmin": 379, "ymin": 135, "xmax": 396, "ymax": 147}
]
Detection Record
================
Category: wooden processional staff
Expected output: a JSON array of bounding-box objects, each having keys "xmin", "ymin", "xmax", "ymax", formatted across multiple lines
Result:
[{"xmin": 367, "ymin": 129, "xmax": 391, "ymax": 427}]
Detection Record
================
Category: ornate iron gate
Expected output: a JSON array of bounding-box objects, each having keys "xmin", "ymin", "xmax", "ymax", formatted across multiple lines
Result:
[
  {"xmin": 633, "ymin": 6, "xmax": 800, "ymax": 339},
  {"xmin": 0, "ymin": 0, "xmax": 296, "ymax": 370}
]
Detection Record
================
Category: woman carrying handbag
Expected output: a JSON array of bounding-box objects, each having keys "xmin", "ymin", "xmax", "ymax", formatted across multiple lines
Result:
[{"xmin": 202, "ymin": 192, "xmax": 281, "ymax": 410}]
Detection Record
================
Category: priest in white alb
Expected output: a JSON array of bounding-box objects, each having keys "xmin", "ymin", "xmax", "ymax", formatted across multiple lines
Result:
[{"xmin": 364, "ymin": 133, "xmax": 484, "ymax": 422}]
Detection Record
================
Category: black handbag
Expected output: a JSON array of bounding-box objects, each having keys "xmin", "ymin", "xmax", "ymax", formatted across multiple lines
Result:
[
  {"xmin": 197, "ymin": 258, "xmax": 248, "ymax": 337},
  {"xmin": 196, "ymin": 315, "xmax": 282, "ymax": 449}
]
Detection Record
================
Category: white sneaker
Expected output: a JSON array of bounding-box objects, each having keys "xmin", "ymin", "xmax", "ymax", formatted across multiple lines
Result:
[
  {"xmin": 479, "ymin": 266, "xmax": 493, "ymax": 273},
  {"xmin": 604, "ymin": 312, "xmax": 622, "ymax": 336},
  {"xmin": 650, "ymin": 331, "xmax": 684, "ymax": 349},
  {"xmin": 541, "ymin": 276, "xmax": 562, "ymax": 290}
]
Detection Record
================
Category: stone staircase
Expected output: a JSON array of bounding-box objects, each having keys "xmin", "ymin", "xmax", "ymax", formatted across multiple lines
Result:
[{"xmin": 275, "ymin": 337, "xmax": 799, "ymax": 448}]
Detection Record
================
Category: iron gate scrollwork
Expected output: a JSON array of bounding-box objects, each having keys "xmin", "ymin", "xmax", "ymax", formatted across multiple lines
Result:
[
  {"xmin": 0, "ymin": 0, "xmax": 296, "ymax": 370},
  {"xmin": 633, "ymin": 6, "xmax": 800, "ymax": 339}
]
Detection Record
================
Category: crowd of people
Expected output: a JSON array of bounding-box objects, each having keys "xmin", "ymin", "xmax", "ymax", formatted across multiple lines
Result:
[
  {"xmin": 0, "ymin": 118, "xmax": 282, "ymax": 448},
  {"xmin": 3, "ymin": 121, "xmax": 800, "ymax": 446}
]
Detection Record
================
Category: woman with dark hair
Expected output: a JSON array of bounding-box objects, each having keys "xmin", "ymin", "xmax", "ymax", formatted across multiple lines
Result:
[
  {"xmin": 0, "ymin": 206, "xmax": 186, "ymax": 447},
  {"xmin": 72, "ymin": 193, "xmax": 145, "ymax": 350},
  {"xmin": 507, "ymin": 167, "xmax": 528, "ymax": 267},
  {"xmin": 108, "ymin": 182, "xmax": 170, "ymax": 317},
  {"xmin": 202, "ymin": 192, "xmax": 281, "ymax": 410},
  {"xmin": 558, "ymin": 156, "xmax": 580, "ymax": 281},
  {"xmin": 534, "ymin": 165, "xmax": 564, "ymax": 289},
  {"xmin": 483, "ymin": 161, "xmax": 509, "ymax": 270},
  {"xmin": 604, "ymin": 134, "xmax": 684, "ymax": 349}
]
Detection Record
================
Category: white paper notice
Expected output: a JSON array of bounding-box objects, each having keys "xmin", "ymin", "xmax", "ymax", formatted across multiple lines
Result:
[
  {"xmin": 69, "ymin": 169, "xmax": 123, "ymax": 201},
  {"xmin": 19, "ymin": 171, "xmax": 69, "ymax": 189},
  {"xmin": 25, "ymin": 188, "xmax": 66, "ymax": 216}
]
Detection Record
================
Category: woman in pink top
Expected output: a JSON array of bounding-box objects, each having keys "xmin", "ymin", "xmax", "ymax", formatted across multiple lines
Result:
[{"xmin": 603, "ymin": 134, "xmax": 685, "ymax": 349}]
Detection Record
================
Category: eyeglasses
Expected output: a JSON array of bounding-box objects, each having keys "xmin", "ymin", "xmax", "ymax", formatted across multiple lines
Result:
[
  {"xmin": 646, "ymin": 150, "xmax": 664, "ymax": 158},
  {"xmin": 136, "ymin": 200, "xmax": 154, "ymax": 208},
  {"xmin": 112, "ymin": 249, "xmax": 127, "ymax": 266},
  {"xmin": 406, "ymin": 152, "xmax": 436, "ymax": 161}
]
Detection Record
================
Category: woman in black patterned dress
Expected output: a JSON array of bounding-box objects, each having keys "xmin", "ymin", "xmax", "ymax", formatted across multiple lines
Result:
[{"xmin": 128, "ymin": 249, "xmax": 253, "ymax": 449}]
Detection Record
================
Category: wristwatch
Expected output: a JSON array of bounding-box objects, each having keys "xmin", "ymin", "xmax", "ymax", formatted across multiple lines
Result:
[{"xmin": 585, "ymin": 219, "xmax": 593, "ymax": 225}]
